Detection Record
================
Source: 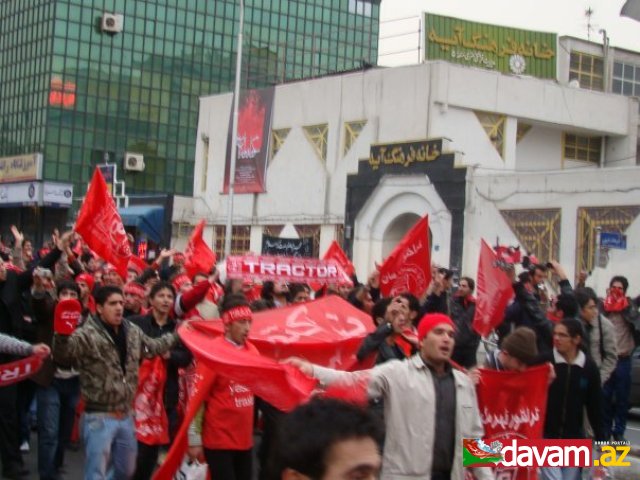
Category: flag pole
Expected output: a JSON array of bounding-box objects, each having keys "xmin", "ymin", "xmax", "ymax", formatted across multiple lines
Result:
[{"xmin": 224, "ymin": 0, "xmax": 244, "ymax": 258}]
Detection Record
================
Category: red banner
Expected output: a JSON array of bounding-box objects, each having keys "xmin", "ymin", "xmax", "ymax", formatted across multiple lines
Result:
[
  {"xmin": 186, "ymin": 295, "xmax": 374, "ymax": 370},
  {"xmin": 75, "ymin": 167, "xmax": 131, "ymax": 279},
  {"xmin": 223, "ymin": 87, "xmax": 275, "ymax": 194},
  {"xmin": 184, "ymin": 220, "xmax": 216, "ymax": 278},
  {"xmin": 0, "ymin": 355, "xmax": 43, "ymax": 387},
  {"xmin": 476, "ymin": 365, "xmax": 550, "ymax": 480},
  {"xmin": 473, "ymin": 240, "xmax": 514, "ymax": 337},
  {"xmin": 379, "ymin": 215, "xmax": 431, "ymax": 297},
  {"xmin": 134, "ymin": 357, "xmax": 169, "ymax": 445},
  {"xmin": 226, "ymin": 255, "xmax": 353, "ymax": 286}
]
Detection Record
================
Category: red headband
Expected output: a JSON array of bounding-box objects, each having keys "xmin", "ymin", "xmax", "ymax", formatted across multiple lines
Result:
[
  {"xmin": 172, "ymin": 274, "xmax": 191, "ymax": 290},
  {"xmin": 124, "ymin": 282, "xmax": 146, "ymax": 298},
  {"xmin": 75, "ymin": 273, "xmax": 95, "ymax": 291},
  {"xmin": 222, "ymin": 306, "xmax": 253, "ymax": 325}
]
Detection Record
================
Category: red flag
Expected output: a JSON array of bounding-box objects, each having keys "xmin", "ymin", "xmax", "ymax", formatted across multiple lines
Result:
[
  {"xmin": 134, "ymin": 358, "xmax": 169, "ymax": 445},
  {"xmin": 184, "ymin": 296, "xmax": 374, "ymax": 370},
  {"xmin": 0, "ymin": 355, "xmax": 43, "ymax": 387},
  {"xmin": 75, "ymin": 168, "xmax": 131, "ymax": 279},
  {"xmin": 154, "ymin": 296, "xmax": 373, "ymax": 479},
  {"xmin": 184, "ymin": 220, "xmax": 216, "ymax": 278},
  {"xmin": 379, "ymin": 215, "xmax": 431, "ymax": 297},
  {"xmin": 476, "ymin": 366, "xmax": 549, "ymax": 479},
  {"xmin": 323, "ymin": 240, "xmax": 354, "ymax": 277},
  {"xmin": 472, "ymin": 240, "xmax": 514, "ymax": 337}
]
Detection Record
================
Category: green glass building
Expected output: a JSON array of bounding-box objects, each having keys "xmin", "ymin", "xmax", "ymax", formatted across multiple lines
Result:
[{"xmin": 0, "ymin": 0, "xmax": 380, "ymax": 242}]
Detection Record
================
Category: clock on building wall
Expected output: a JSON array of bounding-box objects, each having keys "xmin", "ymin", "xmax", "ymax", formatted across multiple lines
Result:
[{"xmin": 509, "ymin": 55, "xmax": 526, "ymax": 74}]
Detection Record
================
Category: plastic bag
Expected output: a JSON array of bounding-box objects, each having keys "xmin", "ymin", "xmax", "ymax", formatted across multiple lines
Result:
[{"xmin": 173, "ymin": 458, "xmax": 208, "ymax": 480}]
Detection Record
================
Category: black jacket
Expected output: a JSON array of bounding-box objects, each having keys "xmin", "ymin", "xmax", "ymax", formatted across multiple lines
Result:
[
  {"xmin": 498, "ymin": 281, "xmax": 553, "ymax": 355},
  {"xmin": 450, "ymin": 296, "xmax": 480, "ymax": 368},
  {"xmin": 542, "ymin": 349, "xmax": 605, "ymax": 441},
  {"xmin": 0, "ymin": 248, "xmax": 61, "ymax": 362},
  {"xmin": 356, "ymin": 322, "xmax": 413, "ymax": 365},
  {"xmin": 128, "ymin": 313, "xmax": 192, "ymax": 411}
]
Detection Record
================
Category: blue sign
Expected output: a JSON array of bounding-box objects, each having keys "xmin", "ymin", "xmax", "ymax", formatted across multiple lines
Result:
[{"xmin": 600, "ymin": 232, "xmax": 627, "ymax": 250}]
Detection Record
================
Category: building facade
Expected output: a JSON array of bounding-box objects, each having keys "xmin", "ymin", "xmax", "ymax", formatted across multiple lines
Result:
[
  {"xmin": 182, "ymin": 58, "xmax": 640, "ymax": 294},
  {"xmin": 0, "ymin": 0, "xmax": 380, "ymax": 244}
]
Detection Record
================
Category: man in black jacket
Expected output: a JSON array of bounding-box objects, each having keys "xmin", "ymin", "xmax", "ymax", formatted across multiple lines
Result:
[
  {"xmin": 541, "ymin": 318, "xmax": 604, "ymax": 480},
  {"xmin": 450, "ymin": 277, "xmax": 480, "ymax": 368},
  {"xmin": 0, "ymin": 232, "xmax": 69, "ymax": 480},
  {"xmin": 128, "ymin": 282, "xmax": 192, "ymax": 480}
]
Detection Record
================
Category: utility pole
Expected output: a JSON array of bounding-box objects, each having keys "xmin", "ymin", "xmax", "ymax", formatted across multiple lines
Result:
[{"xmin": 224, "ymin": 0, "xmax": 244, "ymax": 258}]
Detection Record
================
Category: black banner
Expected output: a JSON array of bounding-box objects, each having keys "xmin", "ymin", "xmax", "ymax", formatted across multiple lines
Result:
[{"xmin": 261, "ymin": 235, "xmax": 313, "ymax": 258}]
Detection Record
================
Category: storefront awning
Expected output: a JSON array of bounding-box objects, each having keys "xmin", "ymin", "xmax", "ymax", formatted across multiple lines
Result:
[{"xmin": 118, "ymin": 205, "xmax": 164, "ymax": 243}]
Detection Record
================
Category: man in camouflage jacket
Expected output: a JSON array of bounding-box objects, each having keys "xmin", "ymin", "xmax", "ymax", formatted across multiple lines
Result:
[{"xmin": 53, "ymin": 285, "xmax": 178, "ymax": 480}]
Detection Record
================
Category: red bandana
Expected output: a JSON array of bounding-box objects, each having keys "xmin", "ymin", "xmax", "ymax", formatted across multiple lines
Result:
[
  {"xmin": 222, "ymin": 306, "xmax": 253, "ymax": 325},
  {"xmin": 124, "ymin": 282, "xmax": 146, "ymax": 299},
  {"xmin": 604, "ymin": 290, "xmax": 629, "ymax": 313}
]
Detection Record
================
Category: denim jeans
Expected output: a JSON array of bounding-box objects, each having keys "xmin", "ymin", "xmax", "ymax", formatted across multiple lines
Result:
[
  {"xmin": 603, "ymin": 356, "xmax": 631, "ymax": 438},
  {"xmin": 37, "ymin": 377, "xmax": 80, "ymax": 480},
  {"xmin": 539, "ymin": 467, "xmax": 582, "ymax": 480},
  {"xmin": 81, "ymin": 412, "xmax": 137, "ymax": 480}
]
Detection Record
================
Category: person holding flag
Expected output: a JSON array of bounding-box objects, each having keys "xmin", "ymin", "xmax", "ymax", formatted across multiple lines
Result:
[
  {"xmin": 188, "ymin": 293, "xmax": 258, "ymax": 480},
  {"xmin": 129, "ymin": 282, "xmax": 192, "ymax": 480},
  {"xmin": 287, "ymin": 313, "xmax": 493, "ymax": 480}
]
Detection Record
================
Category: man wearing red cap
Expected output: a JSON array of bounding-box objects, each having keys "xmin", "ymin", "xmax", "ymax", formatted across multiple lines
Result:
[{"xmin": 288, "ymin": 313, "xmax": 492, "ymax": 480}]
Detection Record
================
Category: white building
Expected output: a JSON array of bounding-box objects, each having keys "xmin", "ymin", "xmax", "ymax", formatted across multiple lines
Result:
[{"xmin": 174, "ymin": 28, "xmax": 640, "ymax": 296}]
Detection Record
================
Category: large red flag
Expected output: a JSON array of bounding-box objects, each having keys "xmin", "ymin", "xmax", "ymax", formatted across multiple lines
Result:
[
  {"xmin": 379, "ymin": 215, "xmax": 431, "ymax": 297},
  {"xmin": 184, "ymin": 220, "xmax": 216, "ymax": 278},
  {"xmin": 472, "ymin": 240, "xmax": 514, "ymax": 337},
  {"xmin": 75, "ymin": 168, "xmax": 131, "ymax": 279},
  {"xmin": 475, "ymin": 366, "xmax": 549, "ymax": 479}
]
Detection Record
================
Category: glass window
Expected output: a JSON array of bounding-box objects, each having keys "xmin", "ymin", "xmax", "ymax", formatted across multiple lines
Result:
[
  {"xmin": 569, "ymin": 51, "xmax": 604, "ymax": 91},
  {"xmin": 563, "ymin": 133, "xmax": 601, "ymax": 164}
]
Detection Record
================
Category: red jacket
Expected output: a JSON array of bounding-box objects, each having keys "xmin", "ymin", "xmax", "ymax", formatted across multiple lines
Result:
[{"xmin": 201, "ymin": 337, "xmax": 258, "ymax": 450}]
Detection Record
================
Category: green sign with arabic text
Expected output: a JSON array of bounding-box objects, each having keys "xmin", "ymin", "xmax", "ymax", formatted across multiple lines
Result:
[{"xmin": 424, "ymin": 13, "xmax": 557, "ymax": 79}]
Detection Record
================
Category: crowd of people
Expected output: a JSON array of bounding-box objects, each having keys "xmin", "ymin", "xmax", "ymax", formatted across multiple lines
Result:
[{"xmin": 0, "ymin": 226, "xmax": 638, "ymax": 480}]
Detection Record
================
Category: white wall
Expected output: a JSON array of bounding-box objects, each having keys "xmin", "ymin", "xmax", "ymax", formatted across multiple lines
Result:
[
  {"xmin": 176, "ymin": 62, "xmax": 639, "ymax": 292},
  {"xmin": 465, "ymin": 166, "xmax": 640, "ymax": 296}
]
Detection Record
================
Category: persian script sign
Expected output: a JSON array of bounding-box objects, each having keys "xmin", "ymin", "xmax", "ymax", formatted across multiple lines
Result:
[
  {"xmin": 0, "ymin": 153, "xmax": 43, "ymax": 183},
  {"xmin": 368, "ymin": 139, "xmax": 444, "ymax": 171}
]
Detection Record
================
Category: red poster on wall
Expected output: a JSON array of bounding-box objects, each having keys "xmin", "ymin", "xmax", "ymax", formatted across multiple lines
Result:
[{"xmin": 223, "ymin": 87, "xmax": 275, "ymax": 194}]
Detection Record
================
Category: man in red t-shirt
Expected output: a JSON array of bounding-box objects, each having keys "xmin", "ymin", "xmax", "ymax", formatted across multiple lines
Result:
[{"xmin": 188, "ymin": 293, "xmax": 257, "ymax": 480}]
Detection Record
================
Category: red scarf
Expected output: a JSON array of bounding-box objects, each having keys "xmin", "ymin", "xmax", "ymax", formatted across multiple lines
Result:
[
  {"xmin": 456, "ymin": 293, "xmax": 476, "ymax": 309},
  {"xmin": 604, "ymin": 290, "xmax": 629, "ymax": 313}
]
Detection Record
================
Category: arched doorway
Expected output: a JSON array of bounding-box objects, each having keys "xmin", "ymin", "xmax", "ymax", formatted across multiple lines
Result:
[
  {"xmin": 382, "ymin": 212, "xmax": 433, "ymax": 258},
  {"xmin": 352, "ymin": 175, "xmax": 452, "ymax": 278}
]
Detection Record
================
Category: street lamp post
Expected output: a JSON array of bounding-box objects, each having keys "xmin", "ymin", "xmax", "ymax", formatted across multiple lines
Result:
[{"xmin": 224, "ymin": 0, "xmax": 244, "ymax": 258}]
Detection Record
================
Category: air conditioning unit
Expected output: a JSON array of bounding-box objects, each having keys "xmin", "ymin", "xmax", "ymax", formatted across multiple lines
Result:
[
  {"xmin": 101, "ymin": 13, "xmax": 124, "ymax": 33},
  {"xmin": 124, "ymin": 153, "xmax": 145, "ymax": 172}
]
